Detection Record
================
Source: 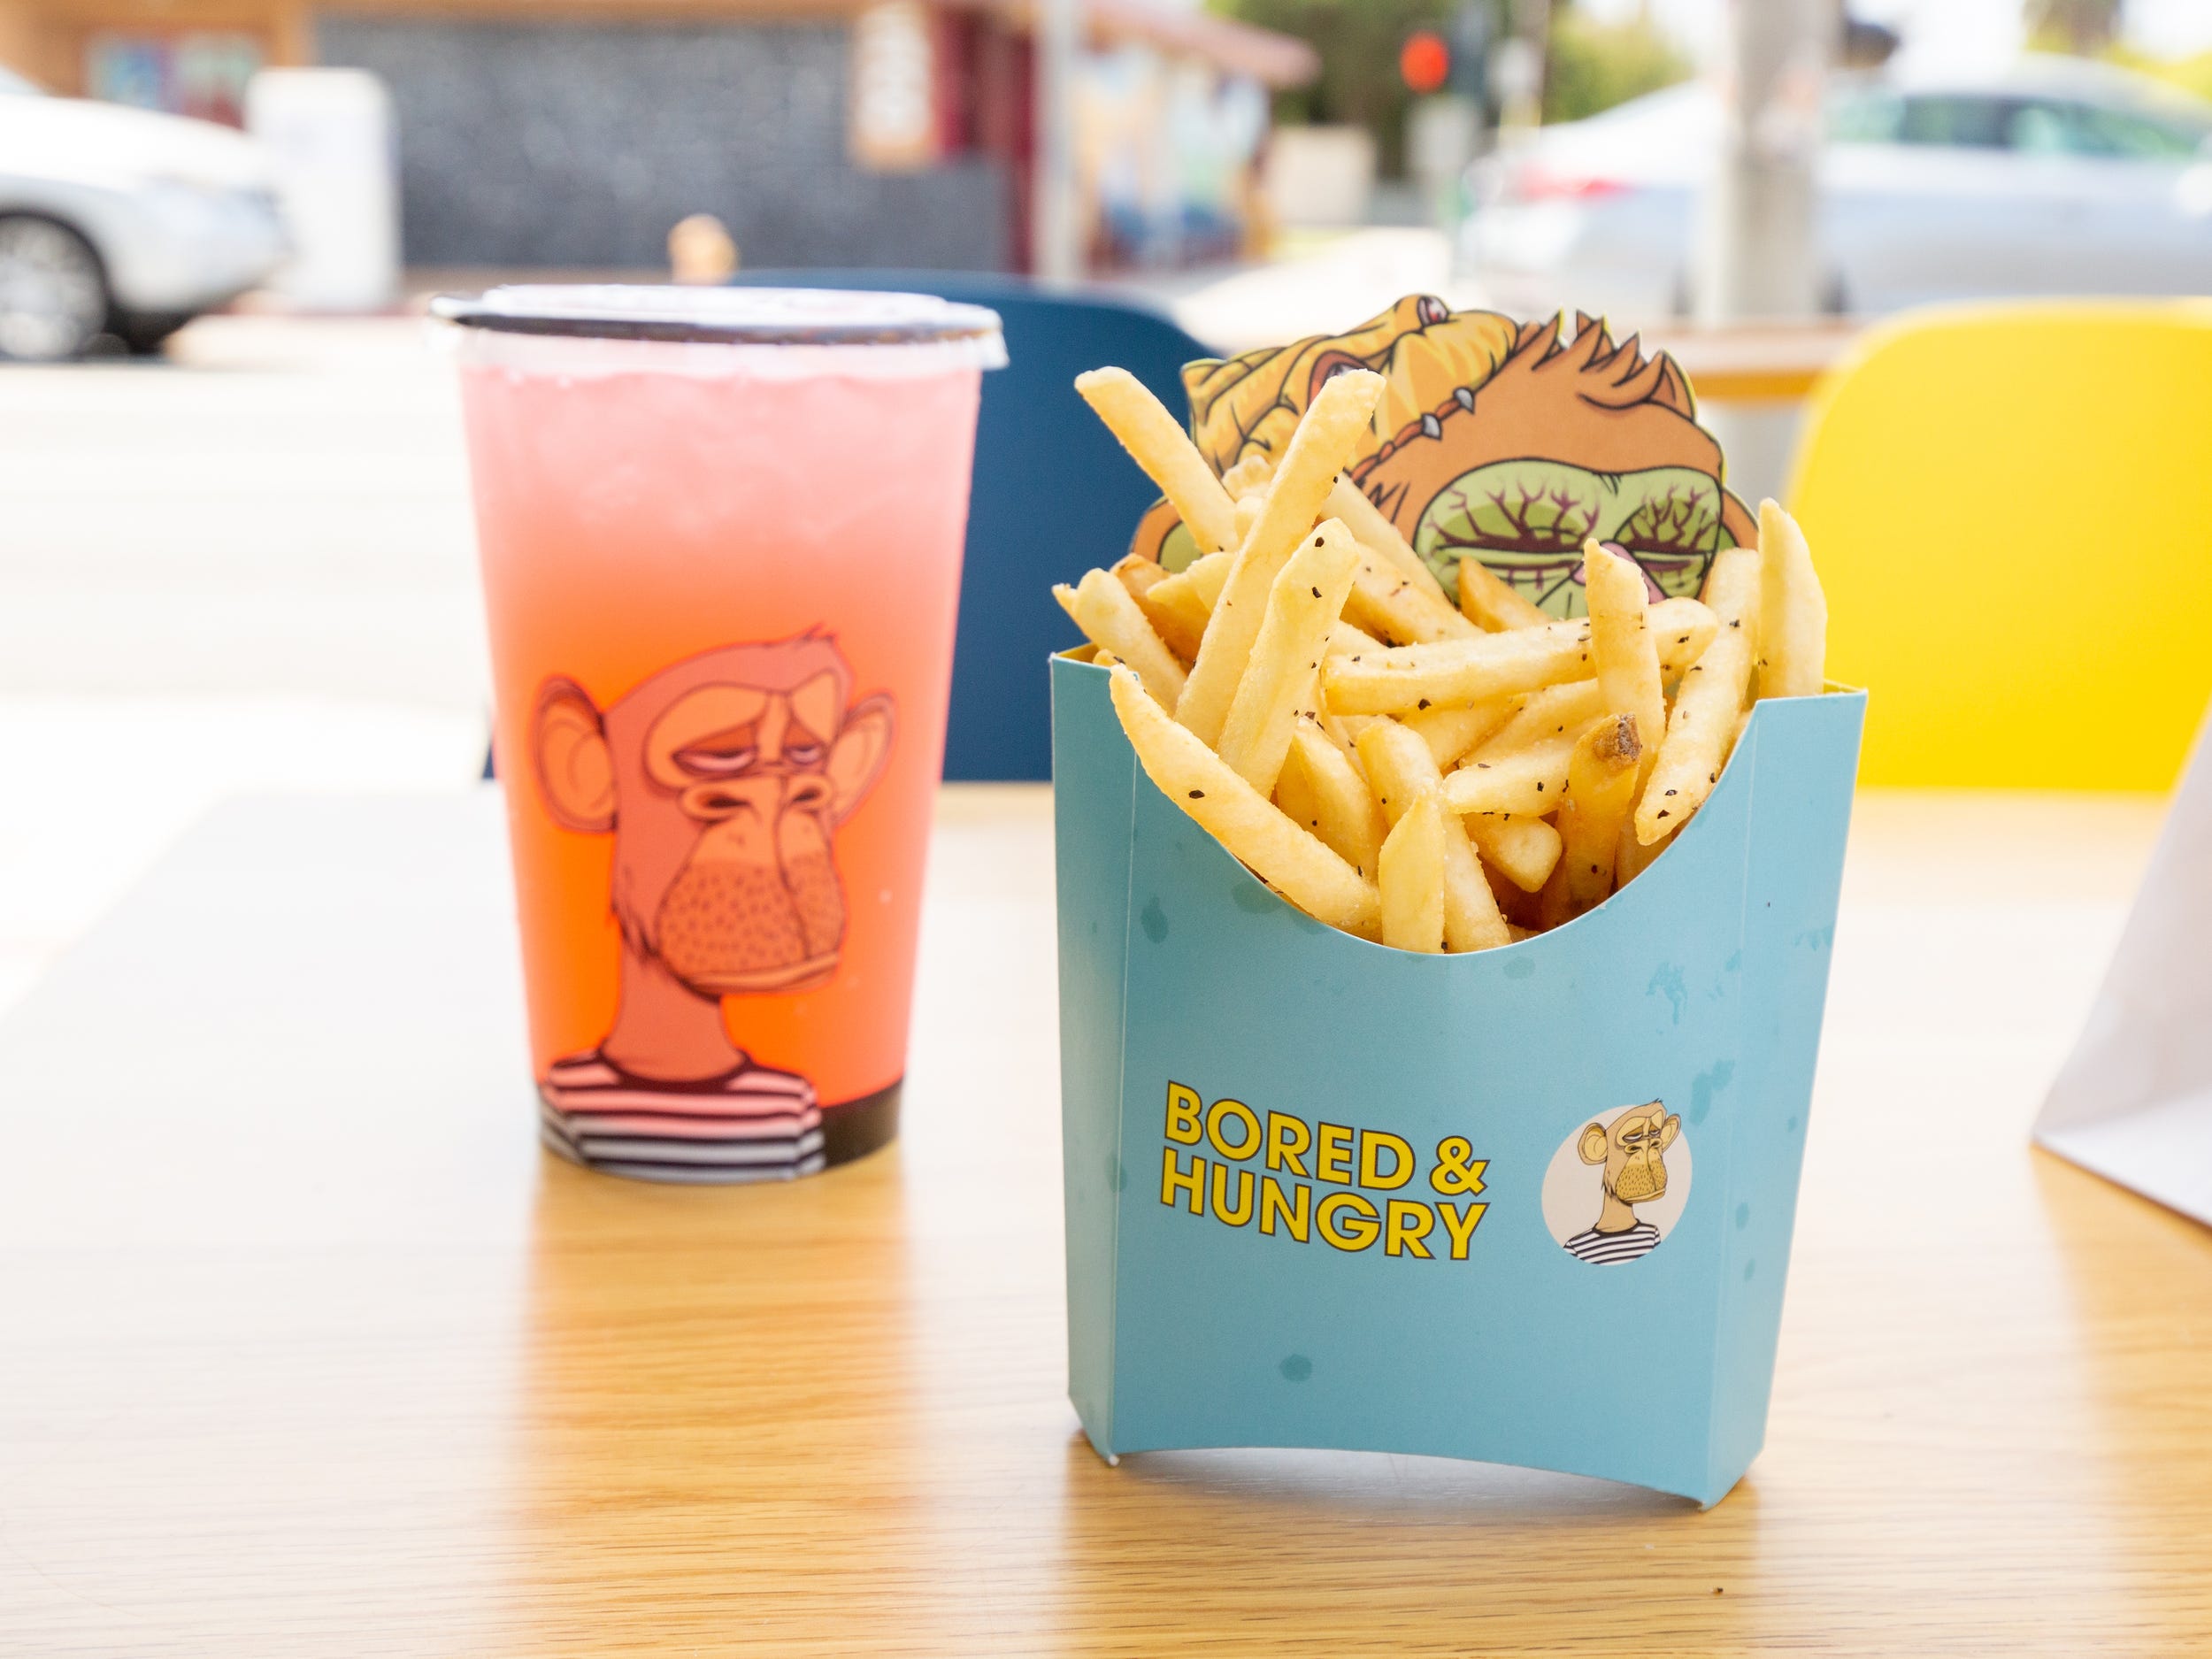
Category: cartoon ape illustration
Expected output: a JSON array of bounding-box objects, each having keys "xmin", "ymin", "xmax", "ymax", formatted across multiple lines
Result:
[
  {"xmin": 530, "ymin": 635, "xmax": 894, "ymax": 1181},
  {"xmin": 1563, "ymin": 1101, "xmax": 1681, "ymax": 1264},
  {"xmin": 1127, "ymin": 296, "xmax": 1755, "ymax": 618}
]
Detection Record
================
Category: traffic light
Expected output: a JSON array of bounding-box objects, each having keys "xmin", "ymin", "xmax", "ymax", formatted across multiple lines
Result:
[{"xmin": 1400, "ymin": 29, "xmax": 1450, "ymax": 96}]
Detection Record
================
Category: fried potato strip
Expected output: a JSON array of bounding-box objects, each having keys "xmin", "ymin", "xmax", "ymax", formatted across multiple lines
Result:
[
  {"xmin": 1110, "ymin": 667, "xmax": 1379, "ymax": 933},
  {"xmin": 1074, "ymin": 367, "xmax": 1237, "ymax": 555},
  {"xmin": 1178, "ymin": 370, "xmax": 1384, "ymax": 745},
  {"xmin": 1635, "ymin": 548, "xmax": 1760, "ymax": 845}
]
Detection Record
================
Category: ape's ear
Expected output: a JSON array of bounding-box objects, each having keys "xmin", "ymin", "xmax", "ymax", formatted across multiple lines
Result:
[
  {"xmin": 1578, "ymin": 1124, "xmax": 1610, "ymax": 1165},
  {"xmin": 534, "ymin": 677, "xmax": 617, "ymax": 834},
  {"xmin": 827, "ymin": 694, "xmax": 895, "ymax": 822},
  {"xmin": 1658, "ymin": 1114, "xmax": 1680, "ymax": 1151}
]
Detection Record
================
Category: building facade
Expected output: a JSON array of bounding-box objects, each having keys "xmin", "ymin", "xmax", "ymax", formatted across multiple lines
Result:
[{"xmin": 0, "ymin": 0, "xmax": 1314, "ymax": 272}]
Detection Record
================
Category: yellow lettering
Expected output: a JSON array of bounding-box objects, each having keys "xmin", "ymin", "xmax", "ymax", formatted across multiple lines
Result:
[
  {"xmin": 1359, "ymin": 1130, "xmax": 1415, "ymax": 1191},
  {"xmin": 1161, "ymin": 1147, "xmax": 1206, "ymax": 1215},
  {"xmin": 1384, "ymin": 1200, "xmax": 1435, "ymax": 1258},
  {"xmin": 1438, "ymin": 1200, "xmax": 1488, "ymax": 1259},
  {"xmin": 1258, "ymin": 1176, "xmax": 1310, "ymax": 1241},
  {"xmin": 1317, "ymin": 1121, "xmax": 1355, "ymax": 1185},
  {"xmin": 1164, "ymin": 1082, "xmax": 1202, "ymax": 1146},
  {"xmin": 1265, "ymin": 1111, "xmax": 1312, "ymax": 1176},
  {"xmin": 1210, "ymin": 1163, "xmax": 1255, "ymax": 1225},
  {"xmin": 1317, "ymin": 1191, "xmax": 1379, "ymax": 1251},
  {"xmin": 1205, "ymin": 1097, "xmax": 1261, "ymax": 1161}
]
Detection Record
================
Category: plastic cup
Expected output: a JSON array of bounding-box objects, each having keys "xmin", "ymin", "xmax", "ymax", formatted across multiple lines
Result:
[{"xmin": 436, "ymin": 286, "xmax": 1004, "ymax": 1183}]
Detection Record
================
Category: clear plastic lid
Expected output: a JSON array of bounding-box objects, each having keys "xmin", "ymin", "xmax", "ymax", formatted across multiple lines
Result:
[{"xmin": 431, "ymin": 284, "xmax": 1006, "ymax": 378}]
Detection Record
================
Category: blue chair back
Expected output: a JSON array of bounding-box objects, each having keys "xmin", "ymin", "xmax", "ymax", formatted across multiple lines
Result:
[{"xmin": 731, "ymin": 270, "xmax": 1213, "ymax": 780}]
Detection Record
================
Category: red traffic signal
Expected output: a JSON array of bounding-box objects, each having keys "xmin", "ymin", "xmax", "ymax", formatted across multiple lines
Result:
[{"xmin": 1400, "ymin": 29, "xmax": 1450, "ymax": 96}]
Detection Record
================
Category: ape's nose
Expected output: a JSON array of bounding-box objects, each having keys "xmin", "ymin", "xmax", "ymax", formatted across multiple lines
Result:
[
  {"xmin": 784, "ymin": 774, "xmax": 832, "ymax": 812},
  {"xmin": 681, "ymin": 781, "xmax": 755, "ymax": 819}
]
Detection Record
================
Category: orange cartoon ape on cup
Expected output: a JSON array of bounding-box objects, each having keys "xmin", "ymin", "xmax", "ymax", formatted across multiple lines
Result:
[
  {"xmin": 1563, "ymin": 1101, "xmax": 1680, "ymax": 1264},
  {"xmin": 529, "ymin": 634, "xmax": 894, "ymax": 1181}
]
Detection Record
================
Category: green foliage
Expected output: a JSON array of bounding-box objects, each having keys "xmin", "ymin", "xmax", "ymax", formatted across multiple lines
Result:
[
  {"xmin": 1213, "ymin": 0, "xmax": 1692, "ymax": 173},
  {"xmin": 1542, "ymin": 9, "xmax": 1692, "ymax": 126},
  {"xmin": 1212, "ymin": 0, "xmax": 1459, "ymax": 177}
]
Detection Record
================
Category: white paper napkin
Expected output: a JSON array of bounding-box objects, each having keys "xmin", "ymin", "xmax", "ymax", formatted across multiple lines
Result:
[{"xmin": 2035, "ymin": 707, "xmax": 2212, "ymax": 1225}]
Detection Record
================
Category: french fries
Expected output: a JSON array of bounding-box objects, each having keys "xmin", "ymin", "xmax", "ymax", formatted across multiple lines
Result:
[
  {"xmin": 1378, "ymin": 787, "xmax": 1448, "ymax": 953},
  {"xmin": 1617, "ymin": 820, "xmax": 1672, "ymax": 886},
  {"xmin": 1440, "ymin": 733, "xmax": 1578, "ymax": 818},
  {"xmin": 1583, "ymin": 541, "xmax": 1666, "ymax": 767},
  {"xmin": 1064, "ymin": 354, "xmax": 1832, "ymax": 953},
  {"xmin": 1325, "ymin": 476, "xmax": 1457, "ymax": 614},
  {"xmin": 1357, "ymin": 719, "xmax": 1511, "ymax": 951},
  {"xmin": 1178, "ymin": 369, "xmax": 1385, "ymax": 746},
  {"xmin": 1405, "ymin": 696, "xmax": 1517, "ymax": 770},
  {"xmin": 1222, "ymin": 451, "xmax": 1275, "ymax": 499},
  {"xmin": 1114, "ymin": 552, "xmax": 1166, "ymax": 603},
  {"xmin": 1635, "ymin": 549, "xmax": 1761, "ymax": 845},
  {"xmin": 1345, "ymin": 540, "xmax": 1480, "ymax": 646},
  {"xmin": 1459, "ymin": 549, "xmax": 1551, "ymax": 632},
  {"xmin": 1756, "ymin": 497, "xmax": 1829, "ymax": 700},
  {"xmin": 1076, "ymin": 367, "xmax": 1238, "ymax": 555},
  {"xmin": 1217, "ymin": 520, "xmax": 1362, "ymax": 796},
  {"xmin": 1324, "ymin": 618, "xmax": 1593, "ymax": 715},
  {"xmin": 1468, "ymin": 815, "xmax": 1563, "ymax": 894},
  {"xmin": 1278, "ymin": 721, "xmax": 1386, "ymax": 878},
  {"xmin": 1115, "ymin": 553, "xmax": 1204, "ymax": 662},
  {"xmin": 1322, "ymin": 598, "xmax": 1717, "ymax": 718},
  {"xmin": 1475, "ymin": 680, "xmax": 1606, "ymax": 758},
  {"xmin": 1110, "ymin": 667, "xmax": 1379, "ymax": 935},
  {"xmin": 1540, "ymin": 713, "xmax": 1643, "ymax": 928},
  {"xmin": 1055, "ymin": 566, "xmax": 1187, "ymax": 709},
  {"xmin": 1328, "ymin": 619, "xmax": 1382, "ymax": 658}
]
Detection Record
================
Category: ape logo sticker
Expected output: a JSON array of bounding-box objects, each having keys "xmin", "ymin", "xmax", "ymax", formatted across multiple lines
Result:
[
  {"xmin": 530, "ymin": 635, "xmax": 894, "ymax": 1181},
  {"xmin": 1540, "ymin": 1101, "xmax": 1691, "ymax": 1266},
  {"xmin": 1127, "ymin": 296, "xmax": 1754, "ymax": 618}
]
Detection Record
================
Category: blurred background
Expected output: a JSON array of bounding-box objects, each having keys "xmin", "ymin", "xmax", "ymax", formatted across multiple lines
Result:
[{"xmin": 4, "ymin": 0, "xmax": 2210, "ymax": 1013}]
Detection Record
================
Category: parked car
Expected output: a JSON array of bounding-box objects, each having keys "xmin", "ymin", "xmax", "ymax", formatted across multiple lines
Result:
[
  {"xmin": 0, "ymin": 65, "xmax": 287, "ymax": 361},
  {"xmin": 1458, "ymin": 55, "xmax": 2212, "ymax": 324}
]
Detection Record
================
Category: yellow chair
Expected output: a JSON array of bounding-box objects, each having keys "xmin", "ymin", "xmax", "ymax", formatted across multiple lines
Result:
[{"xmin": 1786, "ymin": 302, "xmax": 2212, "ymax": 790}]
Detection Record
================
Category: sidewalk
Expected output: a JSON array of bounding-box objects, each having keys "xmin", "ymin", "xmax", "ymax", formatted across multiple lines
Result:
[{"xmin": 0, "ymin": 314, "xmax": 489, "ymax": 1014}]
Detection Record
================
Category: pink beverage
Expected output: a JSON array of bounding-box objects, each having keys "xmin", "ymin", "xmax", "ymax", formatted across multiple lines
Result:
[{"xmin": 436, "ymin": 287, "xmax": 1004, "ymax": 1181}]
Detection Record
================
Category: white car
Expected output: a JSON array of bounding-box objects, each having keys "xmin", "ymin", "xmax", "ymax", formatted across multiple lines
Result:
[
  {"xmin": 1459, "ymin": 56, "xmax": 2212, "ymax": 325},
  {"xmin": 0, "ymin": 65, "xmax": 288, "ymax": 361}
]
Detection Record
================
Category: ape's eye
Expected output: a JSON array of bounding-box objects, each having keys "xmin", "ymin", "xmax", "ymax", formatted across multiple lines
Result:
[
  {"xmin": 785, "ymin": 741, "xmax": 826, "ymax": 767},
  {"xmin": 674, "ymin": 741, "xmax": 758, "ymax": 777}
]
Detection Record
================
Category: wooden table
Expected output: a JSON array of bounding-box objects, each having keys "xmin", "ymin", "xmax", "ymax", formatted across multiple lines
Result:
[
  {"xmin": 1650, "ymin": 321, "xmax": 1862, "ymax": 403},
  {"xmin": 3, "ymin": 785, "xmax": 2208, "ymax": 1656}
]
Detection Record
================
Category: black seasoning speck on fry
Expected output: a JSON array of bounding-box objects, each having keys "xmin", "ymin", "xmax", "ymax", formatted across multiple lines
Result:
[{"xmin": 1188, "ymin": 789, "xmax": 1204, "ymax": 799}]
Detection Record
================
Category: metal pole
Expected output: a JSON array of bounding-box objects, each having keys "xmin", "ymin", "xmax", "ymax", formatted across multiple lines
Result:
[
  {"xmin": 1494, "ymin": 0, "xmax": 1550, "ymax": 142},
  {"xmin": 1033, "ymin": 0, "xmax": 1082, "ymax": 285},
  {"xmin": 1695, "ymin": 0, "xmax": 1832, "ymax": 322}
]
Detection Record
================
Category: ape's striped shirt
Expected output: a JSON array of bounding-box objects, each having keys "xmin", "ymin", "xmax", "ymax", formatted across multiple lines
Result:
[
  {"xmin": 539, "ymin": 1051, "xmax": 825, "ymax": 1183},
  {"xmin": 1563, "ymin": 1221, "xmax": 1662, "ymax": 1264}
]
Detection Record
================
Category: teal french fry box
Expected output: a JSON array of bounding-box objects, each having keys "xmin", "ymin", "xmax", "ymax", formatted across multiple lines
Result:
[{"xmin": 1050, "ymin": 653, "xmax": 1866, "ymax": 1506}]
